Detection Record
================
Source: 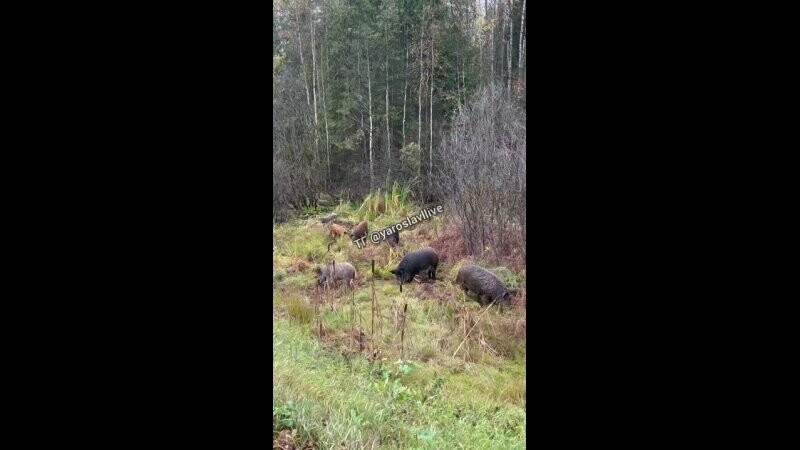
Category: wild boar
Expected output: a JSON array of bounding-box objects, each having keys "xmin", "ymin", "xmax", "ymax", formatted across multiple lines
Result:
[
  {"xmin": 349, "ymin": 221, "xmax": 369, "ymax": 242},
  {"xmin": 316, "ymin": 261, "xmax": 357, "ymax": 289},
  {"xmin": 455, "ymin": 264, "xmax": 512, "ymax": 307},
  {"xmin": 390, "ymin": 247, "xmax": 439, "ymax": 292},
  {"xmin": 320, "ymin": 212, "xmax": 338, "ymax": 224},
  {"xmin": 387, "ymin": 228, "xmax": 400, "ymax": 247},
  {"xmin": 329, "ymin": 223, "xmax": 346, "ymax": 238}
]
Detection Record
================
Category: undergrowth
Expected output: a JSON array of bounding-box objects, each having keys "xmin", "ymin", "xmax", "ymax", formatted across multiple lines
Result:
[{"xmin": 273, "ymin": 200, "xmax": 526, "ymax": 449}]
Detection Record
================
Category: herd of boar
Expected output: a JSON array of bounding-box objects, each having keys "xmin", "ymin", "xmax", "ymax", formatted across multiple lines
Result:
[{"xmin": 316, "ymin": 217, "xmax": 517, "ymax": 307}]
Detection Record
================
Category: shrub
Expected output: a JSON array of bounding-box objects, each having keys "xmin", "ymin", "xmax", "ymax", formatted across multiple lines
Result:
[{"xmin": 434, "ymin": 83, "xmax": 526, "ymax": 261}]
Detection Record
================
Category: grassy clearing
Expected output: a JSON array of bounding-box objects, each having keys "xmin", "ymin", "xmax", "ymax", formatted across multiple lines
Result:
[{"xmin": 273, "ymin": 203, "xmax": 526, "ymax": 449}]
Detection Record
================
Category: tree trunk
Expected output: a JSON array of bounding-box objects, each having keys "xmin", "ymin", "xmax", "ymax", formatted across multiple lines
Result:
[
  {"xmin": 362, "ymin": 111, "xmax": 366, "ymax": 165},
  {"xmin": 310, "ymin": 13, "xmax": 320, "ymax": 162},
  {"xmin": 358, "ymin": 41, "xmax": 367, "ymax": 167},
  {"xmin": 490, "ymin": 1, "xmax": 495, "ymax": 81},
  {"xmin": 462, "ymin": 54, "xmax": 466, "ymax": 109},
  {"xmin": 297, "ymin": 31, "xmax": 311, "ymax": 109},
  {"xmin": 402, "ymin": 23, "xmax": 408, "ymax": 151},
  {"xmin": 310, "ymin": 15, "xmax": 318, "ymax": 128},
  {"xmin": 385, "ymin": 23, "xmax": 391, "ymax": 184},
  {"xmin": 499, "ymin": 1, "xmax": 505, "ymax": 86},
  {"xmin": 320, "ymin": 20, "xmax": 331, "ymax": 185},
  {"xmin": 479, "ymin": 31, "xmax": 484, "ymax": 80},
  {"xmin": 366, "ymin": 39, "xmax": 374, "ymax": 191},
  {"xmin": 456, "ymin": 48, "xmax": 461, "ymax": 109},
  {"xmin": 417, "ymin": 28, "xmax": 424, "ymax": 180},
  {"xmin": 507, "ymin": 0, "xmax": 513, "ymax": 97},
  {"xmin": 295, "ymin": 13, "xmax": 315, "ymax": 164},
  {"xmin": 429, "ymin": 30, "xmax": 434, "ymax": 195},
  {"xmin": 518, "ymin": 0, "xmax": 525, "ymax": 73}
]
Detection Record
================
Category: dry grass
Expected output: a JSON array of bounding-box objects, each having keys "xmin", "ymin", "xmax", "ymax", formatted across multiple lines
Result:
[{"xmin": 287, "ymin": 259, "xmax": 311, "ymax": 273}]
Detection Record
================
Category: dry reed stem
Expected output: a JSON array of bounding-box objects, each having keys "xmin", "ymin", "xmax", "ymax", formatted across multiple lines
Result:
[
  {"xmin": 452, "ymin": 300, "xmax": 496, "ymax": 358},
  {"xmin": 479, "ymin": 330, "xmax": 499, "ymax": 356},
  {"xmin": 400, "ymin": 303, "xmax": 408, "ymax": 360}
]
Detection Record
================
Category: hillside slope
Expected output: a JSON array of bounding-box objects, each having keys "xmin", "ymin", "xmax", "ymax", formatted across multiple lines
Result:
[{"xmin": 273, "ymin": 203, "xmax": 526, "ymax": 449}]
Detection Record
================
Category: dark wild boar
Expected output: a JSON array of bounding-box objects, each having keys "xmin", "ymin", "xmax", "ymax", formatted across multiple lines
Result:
[
  {"xmin": 387, "ymin": 228, "xmax": 400, "ymax": 247},
  {"xmin": 390, "ymin": 247, "xmax": 439, "ymax": 292},
  {"xmin": 316, "ymin": 261, "xmax": 357, "ymax": 289},
  {"xmin": 455, "ymin": 264, "xmax": 512, "ymax": 307}
]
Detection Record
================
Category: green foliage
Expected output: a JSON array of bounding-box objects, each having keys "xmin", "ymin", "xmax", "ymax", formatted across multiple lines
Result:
[
  {"xmin": 490, "ymin": 266, "xmax": 522, "ymax": 291},
  {"xmin": 371, "ymin": 364, "xmax": 392, "ymax": 382},
  {"xmin": 354, "ymin": 182, "xmax": 415, "ymax": 223},
  {"xmin": 400, "ymin": 143, "xmax": 421, "ymax": 175},
  {"xmin": 339, "ymin": 128, "xmax": 364, "ymax": 152},
  {"xmin": 396, "ymin": 360, "xmax": 414, "ymax": 376},
  {"xmin": 355, "ymin": 190, "xmax": 382, "ymax": 222},
  {"xmin": 385, "ymin": 181, "xmax": 415, "ymax": 217},
  {"xmin": 273, "ymin": 400, "xmax": 298, "ymax": 432},
  {"xmin": 272, "ymin": 55, "xmax": 284, "ymax": 77},
  {"xmin": 425, "ymin": 377, "xmax": 445, "ymax": 402}
]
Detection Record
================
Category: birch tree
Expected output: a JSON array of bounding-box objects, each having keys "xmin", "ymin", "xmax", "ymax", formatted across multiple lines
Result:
[
  {"xmin": 518, "ymin": 0, "xmax": 525, "ymax": 74},
  {"xmin": 507, "ymin": 0, "xmax": 513, "ymax": 97},
  {"xmin": 385, "ymin": 22, "xmax": 391, "ymax": 183},
  {"xmin": 365, "ymin": 35, "xmax": 374, "ymax": 191}
]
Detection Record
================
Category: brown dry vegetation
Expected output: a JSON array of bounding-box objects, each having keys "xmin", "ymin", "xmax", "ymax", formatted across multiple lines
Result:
[
  {"xmin": 428, "ymin": 222, "xmax": 469, "ymax": 264},
  {"xmin": 287, "ymin": 259, "xmax": 311, "ymax": 273}
]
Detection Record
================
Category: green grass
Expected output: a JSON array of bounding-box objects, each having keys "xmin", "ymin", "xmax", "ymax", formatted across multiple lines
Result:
[
  {"xmin": 273, "ymin": 203, "xmax": 526, "ymax": 449},
  {"xmin": 274, "ymin": 322, "xmax": 525, "ymax": 449},
  {"xmin": 353, "ymin": 183, "xmax": 417, "ymax": 224},
  {"xmin": 489, "ymin": 266, "xmax": 522, "ymax": 291},
  {"xmin": 285, "ymin": 295, "xmax": 314, "ymax": 324},
  {"xmin": 287, "ymin": 231, "xmax": 329, "ymax": 263}
]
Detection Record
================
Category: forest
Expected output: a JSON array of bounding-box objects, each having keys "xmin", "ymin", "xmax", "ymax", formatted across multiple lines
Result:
[{"xmin": 274, "ymin": 0, "xmax": 525, "ymax": 249}]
